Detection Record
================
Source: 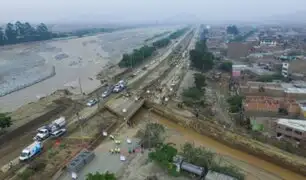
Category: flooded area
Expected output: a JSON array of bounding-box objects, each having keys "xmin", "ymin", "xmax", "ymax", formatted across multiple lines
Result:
[
  {"xmin": 132, "ymin": 108, "xmax": 305, "ymax": 180},
  {"xmin": 0, "ymin": 26, "xmax": 180, "ymax": 112}
]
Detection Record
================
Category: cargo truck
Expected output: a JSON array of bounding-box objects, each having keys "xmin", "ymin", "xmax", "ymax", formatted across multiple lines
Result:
[
  {"xmin": 19, "ymin": 141, "xmax": 43, "ymax": 161},
  {"xmin": 34, "ymin": 117, "xmax": 66, "ymax": 141}
]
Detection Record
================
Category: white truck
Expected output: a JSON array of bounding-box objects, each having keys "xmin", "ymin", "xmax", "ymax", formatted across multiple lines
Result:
[
  {"xmin": 19, "ymin": 141, "xmax": 43, "ymax": 161},
  {"xmin": 34, "ymin": 117, "xmax": 66, "ymax": 141}
]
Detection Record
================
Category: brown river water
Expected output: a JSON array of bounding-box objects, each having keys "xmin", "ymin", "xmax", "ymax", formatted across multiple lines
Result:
[{"xmin": 133, "ymin": 109, "xmax": 306, "ymax": 180}]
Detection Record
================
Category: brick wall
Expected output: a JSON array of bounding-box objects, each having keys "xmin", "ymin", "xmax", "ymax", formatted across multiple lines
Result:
[{"xmin": 243, "ymin": 96, "xmax": 300, "ymax": 115}]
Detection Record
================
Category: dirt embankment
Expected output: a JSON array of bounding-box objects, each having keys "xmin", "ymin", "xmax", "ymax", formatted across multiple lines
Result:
[
  {"xmin": 143, "ymin": 101, "xmax": 306, "ymax": 177},
  {"xmin": 0, "ymin": 95, "xmax": 83, "ymax": 167}
]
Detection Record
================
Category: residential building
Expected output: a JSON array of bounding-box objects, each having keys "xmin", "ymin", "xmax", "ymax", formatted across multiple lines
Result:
[
  {"xmin": 243, "ymin": 96, "xmax": 300, "ymax": 117},
  {"xmin": 240, "ymin": 81, "xmax": 306, "ymax": 99},
  {"xmin": 273, "ymin": 118, "xmax": 306, "ymax": 143},
  {"xmin": 260, "ymin": 38, "xmax": 277, "ymax": 46},
  {"xmin": 298, "ymin": 102, "xmax": 306, "ymax": 119},
  {"xmin": 281, "ymin": 62, "xmax": 289, "ymax": 78}
]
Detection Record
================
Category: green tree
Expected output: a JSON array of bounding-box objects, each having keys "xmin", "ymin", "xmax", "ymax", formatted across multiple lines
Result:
[
  {"xmin": 189, "ymin": 32, "xmax": 214, "ymax": 72},
  {"xmin": 168, "ymin": 27, "xmax": 189, "ymax": 39},
  {"xmin": 0, "ymin": 27, "xmax": 5, "ymax": 45},
  {"xmin": 148, "ymin": 143, "xmax": 179, "ymax": 176},
  {"xmin": 118, "ymin": 28, "xmax": 188, "ymax": 68},
  {"xmin": 118, "ymin": 45, "xmax": 155, "ymax": 68},
  {"xmin": 219, "ymin": 61, "xmax": 233, "ymax": 72},
  {"xmin": 0, "ymin": 113, "xmax": 12, "ymax": 129},
  {"xmin": 142, "ymin": 123, "xmax": 165, "ymax": 148},
  {"xmin": 180, "ymin": 142, "xmax": 215, "ymax": 168},
  {"xmin": 194, "ymin": 73, "xmax": 206, "ymax": 90},
  {"xmin": 226, "ymin": 25, "xmax": 239, "ymax": 35},
  {"xmin": 15, "ymin": 21, "xmax": 25, "ymax": 40},
  {"xmin": 5, "ymin": 23, "xmax": 17, "ymax": 44},
  {"xmin": 182, "ymin": 87, "xmax": 203, "ymax": 100},
  {"xmin": 86, "ymin": 171, "xmax": 116, "ymax": 180},
  {"xmin": 36, "ymin": 23, "xmax": 51, "ymax": 40},
  {"xmin": 23, "ymin": 22, "xmax": 36, "ymax": 41},
  {"xmin": 227, "ymin": 95, "xmax": 244, "ymax": 113},
  {"xmin": 152, "ymin": 38, "xmax": 170, "ymax": 48}
]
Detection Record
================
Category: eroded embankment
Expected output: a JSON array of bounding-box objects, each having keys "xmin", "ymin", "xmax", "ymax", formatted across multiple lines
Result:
[{"xmin": 143, "ymin": 101, "xmax": 306, "ymax": 179}]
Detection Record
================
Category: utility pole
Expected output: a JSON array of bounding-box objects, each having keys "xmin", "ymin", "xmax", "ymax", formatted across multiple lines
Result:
[
  {"xmin": 76, "ymin": 112, "xmax": 84, "ymax": 147},
  {"xmin": 147, "ymin": 108, "xmax": 153, "ymax": 150},
  {"xmin": 78, "ymin": 77, "xmax": 83, "ymax": 95},
  {"xmin": 96, "ymin": 92, "xmax": 100, "ymax": 110}
]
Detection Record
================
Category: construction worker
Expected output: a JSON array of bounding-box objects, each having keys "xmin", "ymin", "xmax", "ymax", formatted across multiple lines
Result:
[
  {"xmin": 109, "ymin": 135, "xmax": 115, "ymax": 140},
  {"xmin": 110, "ymin": 149, "xmax": 114, "ymax": 154}
]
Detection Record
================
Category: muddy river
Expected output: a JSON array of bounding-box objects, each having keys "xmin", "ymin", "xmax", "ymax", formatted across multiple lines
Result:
[{"xmin": 133, "ymin": 109, "xmax": 305, "ymax": 180}]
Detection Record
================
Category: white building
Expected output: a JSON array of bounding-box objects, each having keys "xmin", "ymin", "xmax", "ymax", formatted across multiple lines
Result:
[
  {"xmin": 275, "ymin": 118, "xmax": 306, "ymax": 143},
  {"xmin": 260, "ymin": 40, "xmax": 277, "ymax": 46},
  {"xmin": 282, "ymin": 63, "xmax": 289, "ymax": 78}
]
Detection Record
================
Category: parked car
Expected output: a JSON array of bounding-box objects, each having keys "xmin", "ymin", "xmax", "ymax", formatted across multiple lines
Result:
[
  {"xmin": 102, "ymin": 86, "xmax": 113, "ymax": 98},
  {"xmin": 87, "ymin": 99, "xmax": 98, "ymax": 107},
  {"xmin": 51, "ymin": 129, "xmax": 67, "ymax": 138},
  {"xmin": 102, "ymin": 90, "xmax": 112, "ymax": 98}
]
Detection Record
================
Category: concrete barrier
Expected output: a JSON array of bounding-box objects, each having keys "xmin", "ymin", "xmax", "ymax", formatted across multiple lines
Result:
[{"xmin": 0, "ymin": 66, "xmax": 56, "ymax": 97}]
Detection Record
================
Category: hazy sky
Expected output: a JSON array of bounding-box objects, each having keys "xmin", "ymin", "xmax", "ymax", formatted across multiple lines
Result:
[{"xmin": 1, "ymin": 0, "xmax": 306, "ymax": 23}]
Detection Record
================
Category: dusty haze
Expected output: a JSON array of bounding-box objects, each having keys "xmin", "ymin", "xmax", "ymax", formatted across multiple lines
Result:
[{"xmin": 1, "ymin": 0, "xmax": 306, "ymax": 24}]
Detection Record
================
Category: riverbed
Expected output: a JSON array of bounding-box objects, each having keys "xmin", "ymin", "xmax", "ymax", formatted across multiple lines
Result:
[{"xmin": 0, "ymin": 25, "xmax": 180, "ymax": 112}]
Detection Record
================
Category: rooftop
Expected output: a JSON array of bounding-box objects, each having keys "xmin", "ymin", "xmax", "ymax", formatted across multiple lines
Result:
[
  {"xmin": 284, "ymin": 87, "xmax": 306, "ymax": 94},
  {"xmin": 277, "ymin": 118, "xmax": 306, "ymax": 132},
  {"xmin": 241, "ymin": 81, "xmax": 306, "ymax": 94},
  {"xmin": 232, "ymin": 65, "xmax": 247, "ymax": 70}
]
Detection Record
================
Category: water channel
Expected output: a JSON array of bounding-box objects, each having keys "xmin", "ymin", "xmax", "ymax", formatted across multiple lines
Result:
[{"xmin": 133, "ymin": 109, "xmax": 305, "ymax": 180}]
